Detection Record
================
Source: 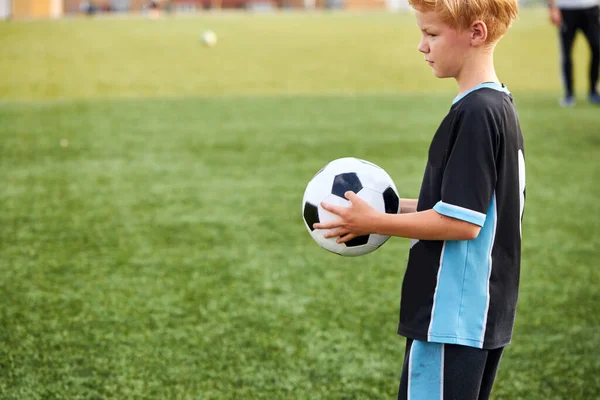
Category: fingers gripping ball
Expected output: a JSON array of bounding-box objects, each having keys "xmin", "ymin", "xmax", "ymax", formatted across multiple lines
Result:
[{"xmin": 302, "ymin": 157, "xmax": 401, "ymax": 256}]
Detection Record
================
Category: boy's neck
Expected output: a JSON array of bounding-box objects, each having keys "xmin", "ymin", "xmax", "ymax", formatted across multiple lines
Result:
[{"xmin": 455, "ymin": 51, "xmax": 500, "ymax": 94}]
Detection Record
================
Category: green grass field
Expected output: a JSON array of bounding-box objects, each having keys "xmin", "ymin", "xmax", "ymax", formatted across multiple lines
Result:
[{"xmin": 1, "ymin": 9, "xmax": 599, "ymax": 400}]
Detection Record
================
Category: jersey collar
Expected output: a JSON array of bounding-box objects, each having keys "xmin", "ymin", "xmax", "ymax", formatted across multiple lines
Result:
[{"xmin": 453, "ymin": 82, "xmax": 511, "ymax": 105}]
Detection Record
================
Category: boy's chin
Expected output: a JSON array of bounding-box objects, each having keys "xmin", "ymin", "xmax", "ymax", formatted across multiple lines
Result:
[{"xmin": 432, "ymin": 69, "xmax": 451, "ymax": 79}]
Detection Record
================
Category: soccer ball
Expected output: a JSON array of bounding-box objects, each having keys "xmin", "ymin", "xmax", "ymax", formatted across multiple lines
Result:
[
  {"xmin": 201, "ymin": 30, "xmax": 217, "ymax": 47},
  {"xmin": 302, "ymin": 157, "xmax": 401, "ymax": 257}
]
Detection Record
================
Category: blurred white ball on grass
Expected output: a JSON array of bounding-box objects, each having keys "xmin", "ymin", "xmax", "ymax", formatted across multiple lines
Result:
[{"xmin": 201, "ymin": 30, "xmax": 218, "ymax": 47}]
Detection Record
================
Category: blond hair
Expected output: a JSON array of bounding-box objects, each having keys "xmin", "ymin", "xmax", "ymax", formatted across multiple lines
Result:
[{"xmin": 409, "ymin": 0, "xmax": 519, "ymax": 43}]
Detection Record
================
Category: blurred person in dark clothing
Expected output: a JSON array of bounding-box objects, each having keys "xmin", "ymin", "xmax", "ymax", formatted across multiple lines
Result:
[{"xmin": 548, "ymin": 0, "xmax": 600, "ymax": 106}]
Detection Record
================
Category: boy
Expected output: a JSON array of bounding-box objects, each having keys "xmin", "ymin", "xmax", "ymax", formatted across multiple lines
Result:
[{"xmin": 312, "ymin": 0, "xmax": 526, "ymax": 398}]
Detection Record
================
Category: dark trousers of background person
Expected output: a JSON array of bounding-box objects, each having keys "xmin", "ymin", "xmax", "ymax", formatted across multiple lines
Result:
[{"xmin": 559, "ymin": 5, "xmax": 600, "ymax": 98}]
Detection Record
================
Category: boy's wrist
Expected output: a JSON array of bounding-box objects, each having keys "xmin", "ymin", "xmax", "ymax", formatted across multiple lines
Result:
[
  {"xmin": 372, "ymin": 211, "xmax": 389, "ymax": 236},
  {"xmin": 372, "ymin": 210, "xmax": 405, "ymax": 237}
]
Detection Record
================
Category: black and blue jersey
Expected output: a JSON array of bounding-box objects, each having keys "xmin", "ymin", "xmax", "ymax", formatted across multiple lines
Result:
[{"xmin": 398, "ymin": 83, "xmax": 526, "ymax": 350}]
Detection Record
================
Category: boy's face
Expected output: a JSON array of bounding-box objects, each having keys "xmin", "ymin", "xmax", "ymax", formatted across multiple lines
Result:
[{"xmin": 415, "ymin": 11, "xmax": 472, "ymax": 79}]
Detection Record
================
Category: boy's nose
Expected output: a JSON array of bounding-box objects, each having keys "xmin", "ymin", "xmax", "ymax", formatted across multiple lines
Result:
[{"xmin": 418, "ymin": 40, "xmax": 428, "ymax": 54}]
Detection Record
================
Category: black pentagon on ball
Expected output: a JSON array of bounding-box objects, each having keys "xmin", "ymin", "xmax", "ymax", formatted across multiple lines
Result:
[
  {"xmin": 345, "ymin": 235, "xmax": 370, "ymax": 247},
  {"xmin": 332, "ymin": 173, "xmax": 363, "ymax": 199},
  {"xmin": 383, "ymin": 186, "xmax": 400, "ymax": 214},
  {"xmin": 303, "ymin": 202, "xmax": 320, "ymax": 231}
]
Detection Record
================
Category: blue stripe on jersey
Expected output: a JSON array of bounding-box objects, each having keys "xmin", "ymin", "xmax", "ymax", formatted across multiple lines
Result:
[
  {"xmin": 409, "ymin": 340, "xmax": 444, "ymax": 400},
  {"xmin": 433, "ymin": 201, "xmax": 487, "ymax": 227},
  {"xmin": 428, "ymin": 195, "xmax": 498, "ymax": 349},
  {"xmin": 453, "ymin": 82, "xmax": 511, "ymax": 105}
]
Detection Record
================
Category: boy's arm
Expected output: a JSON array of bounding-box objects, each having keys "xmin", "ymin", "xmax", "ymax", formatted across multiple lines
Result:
[
  {"xmin": 547, "ymin": 0, "xmax": 561, "ymax": 25},
  {"xmin": 314, "ymin": 191, "xmax": 481, "ymax": 243},
  {"xmin": 400, "ymin": 198, "xmax": 418, "ymax": 214},
  {"xmin": 373, "ymin": 208, "xmax": 480, "ymax": 241}
]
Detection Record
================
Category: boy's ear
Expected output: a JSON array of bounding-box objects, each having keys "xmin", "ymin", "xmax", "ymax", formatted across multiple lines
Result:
[{"xmin": 470, "ymin": 20, "xmax": 488, "ymax": 46}]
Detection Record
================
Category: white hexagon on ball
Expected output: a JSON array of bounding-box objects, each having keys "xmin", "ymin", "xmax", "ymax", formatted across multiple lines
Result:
[{"xmin": 302, "ymin": 157, "xmax": 400, "ymax": 257}]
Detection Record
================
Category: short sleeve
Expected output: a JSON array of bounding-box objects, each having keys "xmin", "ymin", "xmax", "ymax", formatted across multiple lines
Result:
[{"xmin": 432, "ymin": 106, "xmax": 498, "ymax": 227}]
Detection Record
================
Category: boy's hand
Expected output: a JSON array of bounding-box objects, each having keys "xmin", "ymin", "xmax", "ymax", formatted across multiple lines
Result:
[
  {"xmin": 313, "ymin": 191, "xmax": 380, "ymax": 244},
  {"xmin": 549, "ymin": 6, "xmax": 561, "ymax": 26}
]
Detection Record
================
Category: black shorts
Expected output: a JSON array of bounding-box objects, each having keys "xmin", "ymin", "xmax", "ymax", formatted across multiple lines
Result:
[{"xmin": 398, "ymin": 339, "xmax": 504, "ymax": 400}]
